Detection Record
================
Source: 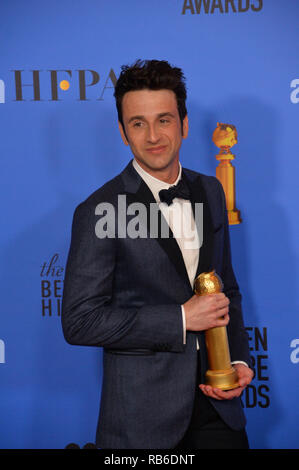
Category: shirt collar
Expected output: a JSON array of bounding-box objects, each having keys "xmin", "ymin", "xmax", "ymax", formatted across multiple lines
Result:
[{"xmin": 132, "ymin": 158, "xmax": 182, "ymax": 202}]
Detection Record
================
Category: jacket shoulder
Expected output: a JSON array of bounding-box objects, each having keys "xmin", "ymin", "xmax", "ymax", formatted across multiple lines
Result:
[
  {"xmin": 74, "ymin": 172, "xmax": 125, "ymax": 216},
  {"xmin": 183, "ymin": 167, "xmax": 226, "ymax": 220},
  {"xmin": 183, "ymin": 167, "xmax": 223, "ymax": 193}
]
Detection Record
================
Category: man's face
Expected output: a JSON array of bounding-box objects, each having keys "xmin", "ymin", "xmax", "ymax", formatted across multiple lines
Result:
[{"xmin": 118, "ymin": 89, "xmax": 188, "ymax": 181}]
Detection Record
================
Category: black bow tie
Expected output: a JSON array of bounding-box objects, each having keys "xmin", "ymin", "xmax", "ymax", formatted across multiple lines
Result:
[{"xmin": 159, "ymin": 178, "xmax": 191, "ymax": 206}]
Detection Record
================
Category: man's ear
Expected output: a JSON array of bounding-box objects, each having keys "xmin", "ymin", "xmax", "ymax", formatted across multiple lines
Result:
[
  {"xmin": 118, "ymin": 121, "xmax": 129, "ymax": 146},
  {"xmin": 182, "ymin": 115, "xmax": 189, "ymax": 139}
]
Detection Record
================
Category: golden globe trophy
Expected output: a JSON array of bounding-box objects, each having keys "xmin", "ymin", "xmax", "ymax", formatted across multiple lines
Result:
[
  {"xmin": 212, "ymin": 122, "xmax": 241, "ymax": 225},
  {"xmin": 194, "ymin": 270, "xmax": 239, "ymax": 390}
]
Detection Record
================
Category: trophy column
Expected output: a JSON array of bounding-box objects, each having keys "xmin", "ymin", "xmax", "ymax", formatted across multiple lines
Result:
[{"xmin": 194, "ymin": 270, "xmax": 239, "ymax": 391}]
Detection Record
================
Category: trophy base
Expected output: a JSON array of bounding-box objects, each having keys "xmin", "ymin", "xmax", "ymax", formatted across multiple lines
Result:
[
  {"xmin": 228, "ymin": 210, "xmax": 241, "ymax": 225},
  {"xmin": 205, "ymin": 367, "xmax": 239, "ymax": 391}
]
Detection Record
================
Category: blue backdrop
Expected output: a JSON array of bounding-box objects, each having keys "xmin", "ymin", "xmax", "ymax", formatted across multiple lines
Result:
[{"xmin": 0, "ymin": 0, "xmax": 298, "ymax": 449}]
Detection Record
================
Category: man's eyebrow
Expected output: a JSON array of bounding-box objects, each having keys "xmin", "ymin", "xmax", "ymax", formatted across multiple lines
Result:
[
  {"xmin": 128, "ymin": 112, "xmax": 175, "ymax": 124},
  {"xmin": 158, "ymin": 112, "xmax": 176, "ymax": 118}
]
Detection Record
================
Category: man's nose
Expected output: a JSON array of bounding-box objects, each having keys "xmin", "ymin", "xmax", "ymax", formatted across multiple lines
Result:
[{"xmin": 147, "ymin": 123, "xmax": 160, "ymax": 143}]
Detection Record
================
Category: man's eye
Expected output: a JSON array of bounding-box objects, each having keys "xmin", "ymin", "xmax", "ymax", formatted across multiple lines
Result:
[
  {"xmin": 133, "ymin": 122, "xmax": 143, "ymax": 127},
  {"xmin": 160, "ymin": 119, "xmax": 169, "ymax": 124}
]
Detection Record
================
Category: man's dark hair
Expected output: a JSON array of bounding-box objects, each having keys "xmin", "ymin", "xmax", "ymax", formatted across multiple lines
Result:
[{"xmin": 114, "ymin": 59, "xmax": 187, "ymax": 132}]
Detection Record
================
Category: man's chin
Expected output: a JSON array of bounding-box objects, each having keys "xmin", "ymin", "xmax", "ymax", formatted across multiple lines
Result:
[{"xmin": 136, "ymin": 156, "xmax": 177, "ymax": 173}]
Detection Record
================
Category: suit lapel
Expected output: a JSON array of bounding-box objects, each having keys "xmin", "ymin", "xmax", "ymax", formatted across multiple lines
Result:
[
  {"xmin": 121, "ymin": 161, "xmax": 191, "ymax": 289},
  {"xmin": 121, "ymin": 161, "xmax": 214, "ymax": 288}
]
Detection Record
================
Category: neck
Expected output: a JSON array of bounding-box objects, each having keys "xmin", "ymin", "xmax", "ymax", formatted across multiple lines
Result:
[{"xmin": 134, "ymin": 158, "xmax": 180, "ymax": 184}]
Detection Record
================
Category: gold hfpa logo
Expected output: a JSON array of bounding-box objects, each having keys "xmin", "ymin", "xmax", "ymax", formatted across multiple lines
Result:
[{"xmin": 7, "ymin": 69, "xmax": 117, "ymax": 102}]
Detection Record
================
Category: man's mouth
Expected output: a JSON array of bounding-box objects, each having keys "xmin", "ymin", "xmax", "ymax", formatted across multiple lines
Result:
[{"xmin": 146, "ymin": 145, "xmax": 167, "ymax": 154}]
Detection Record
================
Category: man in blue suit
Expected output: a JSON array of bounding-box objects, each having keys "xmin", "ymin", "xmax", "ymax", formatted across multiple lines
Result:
[{"xmin": 61, "ymin": 60, "xmax": 253, "ymax": 449}]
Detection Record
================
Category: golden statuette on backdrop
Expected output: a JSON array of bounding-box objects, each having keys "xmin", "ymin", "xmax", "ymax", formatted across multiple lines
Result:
[
  {"xmin": 194, "ymin": 270, "xmax": 239, "ymax": 391},
  {"xmin": 212, "ymin": 122, "xmax": 241, "ymax": 225}
]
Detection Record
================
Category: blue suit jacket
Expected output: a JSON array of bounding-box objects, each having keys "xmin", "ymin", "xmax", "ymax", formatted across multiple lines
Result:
[{"xmin": 61, "ymin": 160, "xmax": 251, "ymax": 449}]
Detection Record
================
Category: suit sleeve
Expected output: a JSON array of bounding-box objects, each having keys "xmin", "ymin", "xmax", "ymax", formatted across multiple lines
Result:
[
  {"xmin": 216, "ymin": 181, "xmax": 252, "ymax": 368},
  {"xmin": 61, "ymin": 200, "xmax": 185, "ymax": 353}
]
